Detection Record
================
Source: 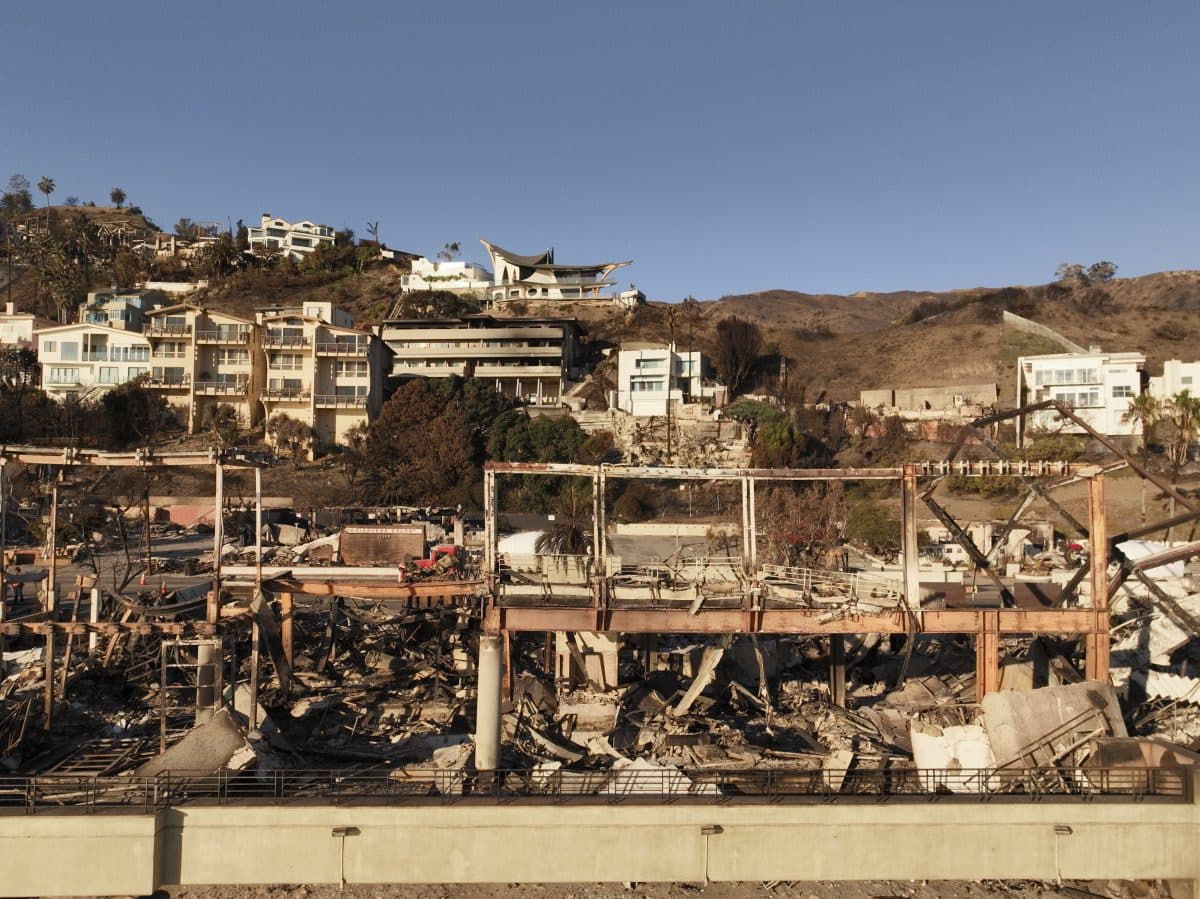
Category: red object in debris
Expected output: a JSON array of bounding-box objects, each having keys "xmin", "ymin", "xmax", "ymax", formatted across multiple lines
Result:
[
  {"xmin": 413, "ymin": 545, "xmax": 462, "ymax": 572},
  {"xmin": 1067, "ymin": 542, "xmax": 1084, "ymax": 552}
]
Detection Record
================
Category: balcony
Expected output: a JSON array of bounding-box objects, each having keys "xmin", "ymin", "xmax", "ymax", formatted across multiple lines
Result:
[
  {"xmin": 315, "ymin": 341, "xmax": 369, "ymax": 356},
  {"xmin": 194, "ymin": 380, "xmax": 248, "ymax": 396},
  {"xmin": 264, "ymin": 334, "xmax": 311, "ymax": 348},
  {"xmin": 146, "ymin": 323, "xmax": 192, "ymax": 337},
  {"xmin": 145, "ymin": 376, "xmax": 191, "ymax": 389},
  {"xmin": 196, "ymin": 330, "xmax": 250, "ymax": 345},
  {"xmin": 315, "ymin": 394, "xmax": 368, "ymax": 409},
  {"xmin": 262, "ymin": 387, "xmax": 311, "ymax": 402}
]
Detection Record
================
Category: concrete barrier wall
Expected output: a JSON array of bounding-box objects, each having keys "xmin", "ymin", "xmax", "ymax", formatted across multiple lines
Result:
[
  {"xmin": 614, "ymin": 522, "xmax": 737, "ymax": 537},
  {"xmin": 2, "ymin": 797, "xmax": 1199, "ymax": 895}
]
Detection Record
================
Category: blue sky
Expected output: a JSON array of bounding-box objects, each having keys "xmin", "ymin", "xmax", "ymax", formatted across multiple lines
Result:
[{"xmin": 3, "ymin": 1, "xmax": 1197, "ymax": 300}]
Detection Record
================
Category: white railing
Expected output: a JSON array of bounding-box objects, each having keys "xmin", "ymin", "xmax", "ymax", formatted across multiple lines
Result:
[{"xmin": 314, "ymin": 394, "xmax": 367, "ymax": 408}]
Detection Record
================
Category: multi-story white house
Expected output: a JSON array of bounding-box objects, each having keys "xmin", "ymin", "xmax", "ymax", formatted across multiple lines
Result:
[
  {"xmin": 0, "ymin": 303, "xmax": 55, "ymax": 347},
  {"xmin": 613, "ymin": 343, "xmax": 725, "ymax": 417},
  {"xmin": 1016, "ymin": 349, "xmax": 1146, "ymax": 447},
  {"xmin": 143, "ymin": 305, "xmax": 263, "ymax": 432},
  {"xmin": 246, "ymin": 214, "xmax": 336, "ymax": 261},
  {"xmin": 400, "ymin": 257, "xmax": 493, "ymax": 296},
  {"xmin": 481, "ymin": 240, "xmax": 632, "ymax": 305},
  {"xmin": 1149, "ymin": 359, "xmax": 1200, "ymax": 401},
  {"xmin": 381, "ymin": 314, "xmax": 580, "ymax": 406},
  {"xmin": 35, "ymin": 323, "xmax": 151, "ymax": 404},
  {"xmin": 258, "ymin": 307, "xmax": 385, "ymax": 453},
  {"xmin": 78, "ymin": 287, "xmax": 170, "ymax": 331}
]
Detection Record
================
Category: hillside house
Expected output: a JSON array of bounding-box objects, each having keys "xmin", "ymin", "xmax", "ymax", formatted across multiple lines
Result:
[
  {"xmin": 381, "ymin": 314, "xmax": 580, "ymax": 406},
  {"xmin": 1016, "ymin": 349, "xmax": 1146, "ymax": 447},
  {"xmin": 0, "ymin": 303, "xmax": 55, "ymax": 347},
  {"xmin": 481, "ymin": 239, "xmax": 633, "ymax": 305},
  {"xmin": 36, "ymin": 323, "xmax": 151, "ymax": 404},
  {"xmin": 613, "ymin": 343, "xmax": 725, "ymax": 417},
  {"xmin": 78, "ymin": 287, "xmax": 170, "ymax": 331},
  {"xmin": 1150, "ymin": 359, "xmax": 1200, "ymax": 400},
  {"xmin": 247, "ymin": 214, "xmax": 336, "ymax": 261},
  {"xmin": 400, "ymin": 257, "xmax": 493, "ymax": 296}
]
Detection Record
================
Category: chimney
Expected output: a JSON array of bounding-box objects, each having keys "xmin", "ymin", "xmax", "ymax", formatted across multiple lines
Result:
[{"xmin": 4, "ymin": 302, "xmax": 13, "ymax": 316}]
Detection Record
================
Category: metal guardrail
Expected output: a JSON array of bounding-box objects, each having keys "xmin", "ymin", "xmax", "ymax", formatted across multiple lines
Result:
[{"xmin": 0, "ymin": 767, "xmax": 1187, "ymax": 814}]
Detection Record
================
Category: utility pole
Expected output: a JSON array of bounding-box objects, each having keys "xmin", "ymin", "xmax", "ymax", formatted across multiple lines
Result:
[{"xmin": 666, "ymin": 307, "xmax": 676, "ymax": 463}]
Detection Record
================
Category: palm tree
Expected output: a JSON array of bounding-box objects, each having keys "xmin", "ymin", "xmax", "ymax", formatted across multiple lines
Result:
[
  {"xmin": 1123, "ymin": 393, "xmax": 1162, "ymax": 454},
  {"xmin": 36, "ymin": 177, "xmax": 54, "ymax": 227},
  {"xmin": 536, "ymin": 482, "xmax": 594, "ymax": 555},
  {"xmin": 110, "ymin": 187, "xmax": 126, "ymax": 210}
]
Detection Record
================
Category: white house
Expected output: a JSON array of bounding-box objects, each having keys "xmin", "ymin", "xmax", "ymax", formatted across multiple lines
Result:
[
  {"xmin": 246, "ymin": 214, "xmax": 336, "ymax": 261},
  {"xmin": 78, "ymin": 288, "xmax": 170, "ymax": 332},
  {"xmin": 1149, "ymin": 359, "xmax": 1200, "ymax": 401},
  {"xmin": 400, "ymin": 257, "xmax": 493, "ymax": 295},
  {"xmin": 0, "ymin": 303, "xmax": 55, "ymax": 347},
  {"xmin": 1016, "ymin": 349, "xmax": 1146, "ymax": 447},
  {"xmin": 36, "ymin": 323, "xmax": 151, "ymax": 403},
  {"xmin": 481, "ymin": 240, "xmax": 632, "ymax": 304},
  {"xmin": 613, "ymin": 343, "xmax": 725, "ymax": 417}
]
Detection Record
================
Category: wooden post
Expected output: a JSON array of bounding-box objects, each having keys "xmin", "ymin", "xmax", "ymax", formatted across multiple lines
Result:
[
  {"xmin": 1085, "ymin": 473, "xmax": 1110, "ymax": 683},
  {"xmin": 901, "ymin": 463, "xmax": 920, "ymax": 611},
  {"xmin": 279, "ymin": 592, "xmax": 294, "ymax": 668},
  {"xmin": 975, "ymin": 610, "xmax": 1001, "ymax": 696},
  {"xmin": 830, "ymin": 634, "xmax": 846, "ymax": 708}
]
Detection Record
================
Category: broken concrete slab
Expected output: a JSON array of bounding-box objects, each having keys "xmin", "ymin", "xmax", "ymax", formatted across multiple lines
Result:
[
  {"xmin": 822, "ymin": 748, "xmax": 855, "ymax": 792},
  {"xmin": 134, "ymin": 709, "xmax": 255, "ymax": 777},
  {"xmin": 980, "ymin": 680, "xmax": 1127, "ymax": 769},
  {"xmin": 602, "ymin": 757, "xmax": 718, "ymax": 796},
  {"xmin": 1134, "ymin": 670, "xmax": 1200, "ymax": 704},
  {"xmin": 910, "ymin": 722, "xmax": 997, "ymax": 793}
]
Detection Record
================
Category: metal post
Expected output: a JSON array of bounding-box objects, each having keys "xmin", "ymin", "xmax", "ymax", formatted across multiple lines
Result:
[
  {"xmin": 483, "ymin": 468, "xmax": 496, "ymax": 579},
  {"xmin": 249, "ymin": 619, "xmax": 260, "ymax": 731},
  {"xmin": 88, "ymin": 587, "xmax": 100, "ymax": 654},
  {"xmin": 901, "ymin": 464, "xmax": 920, "ymax": 611},
  {"xmin": 209, "ymin": 462, "xmax": 223, "ymax": 624},
  {"xmin": 1085, "ymin": 474, "xmax": 1110, "ymax": 683},
  {"xmin": 475, "ymin": 634, "xmax": 503, "ymax": 770}
]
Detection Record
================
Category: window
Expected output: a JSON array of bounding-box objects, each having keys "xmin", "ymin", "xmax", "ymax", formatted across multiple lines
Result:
[
  {"xmin": 60, "ymin": 342, "xmax": 78, "ymax": 361},
  {"xmin": 334, "ymin": 360, "xmax": 368, "ymax": 377},
  {"xmin": 213, "ymin": 348, "xmax": 249, "ymax": 365},
  {"xmin": 635, "ymin": 358, "xmax": 664, "ymax": 370},
  {"xmin": 98, "ymin": 366, "xmax": 119, "ymax": 384},
  {"xmin": 41, "ymin": 341, "xmax": 55, "ymax": 353},
  {"xmin": 128, "ymin": 367, "xmax": 148, "ymax": 380},
  {"xmin": 631, "ymin": 379, "xmax": 665, "ymax": 392},
  {"xmin": 1054, "ymin": 388, "xmax": 1101, "ymax": 408},
  {"xmin": 1183, "ymin": 376, "xmax": 1194, "ymax": 386},
  {"xmin": 48, "ymin": 367, "xmax": 78, "ymax": 385},
  {"xmin": 1112, "ymin": 385, "xmax": 1134, "ymax": 398},
  {"xmin": 270, "ymin": 353, "xmax": 303, "ymax": 370}
]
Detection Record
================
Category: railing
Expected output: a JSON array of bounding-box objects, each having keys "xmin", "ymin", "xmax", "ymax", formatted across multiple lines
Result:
[
  {"xmin": 314, "ymin": 394, "xmax": 367, "ymax": 408},
  {"xmin": 759, "ymin": 565, "xmax": 904, "ymax": 604},
  {"xmin": 194, "ymin": 380, "xmax": 247, "ymax": 395},
  {"xmin": 315, "ymin": 341, "xmax": 368, "ymax": 355},
  {"xmin": 262, "ymin": 387, "xmax": 311, "ymax": 401},
  {"xmin": 146, "ymin": 324, "xmax": 192, "ymax": 336},
  {"xmin": 263, "ymin": 335, "xmax": 311, "ymax": 348},
  {"xmin": 196, "ymin": 330, "xmax": 250, "ymax": 344},
  {"xmin": 0, "ymin": 767, "xmax": 1186, "ymax": 814},
  {"xmin": 145, "ymin": 376, "xmax": 191, "ymax": 388},
  {"xmin": 81, "ymin": 352, "xmax": 108, "ymax": 362}
]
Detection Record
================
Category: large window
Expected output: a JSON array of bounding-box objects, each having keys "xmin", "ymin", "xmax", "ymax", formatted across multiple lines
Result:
[
  {"xmin": 631, "ymin": 379, "xmax": 665, "ymax": 392},
  {"xmin": 98, "ymin": 366, "xmax": 119, "ymax": 384},
  {"xmin": 213, "ymin": 348, "xmax": 249, "ymax": 365},
  {"xmin": 48, "ymin": 367, "xmax": 78, "ymax": 385},
  {"xmin": 635, "ymin": 357, "xmax": 665, "ymax": 370},
  {"xmin": 334, "ymin": 360, "xmax": 368, "ymax": 377},
  {"xmin": 60, "ymin": 342, "xmax": 78, "ymax": 361},
  {"xmin": 1054, "ymin": 388, "xmax": 1101, "ymax": 408},
  {"xmin": 1112, "ymin": 385, "xmax": 1134, "ymax": 398},
  {"xmin": 270, "ymin": 353, "xmax": 304, "ymax": 370},
  {"xmin": 1035, "ymin": 367, "xmax": 1100, "ymax": 387}
]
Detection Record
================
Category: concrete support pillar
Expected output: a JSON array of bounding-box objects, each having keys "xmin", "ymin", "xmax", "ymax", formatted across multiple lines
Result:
[
  {"xmin": 195, "ymin": 640, "xmax": 216, "ymax": 725},
  {"xmin": 475, "ymin": 634, "xmax": 504, "ymax": 771},
  {"xmin": 740, "ymin": 478, "xmax": 751, "ymax": 572},
  {"xmin": 597, "ymin": 466, "xmax": 607, "ymax": 570},
  {"xmin": 747, "ymin": 477, "xmax": 757, "ymax": 571},
  {"xmin": 901, "ymin": 463, "xmax": 920, "ymax": 611},
  {"xmin": 209, "ymin": 462, "xmax": 224, "ymax": 624},
  {"xmin": 483, "ymin": 469, "xmax": 496, "ymax": 579},
  {"xmin": 0, "ymin": 458, "xmax": 6, "ymax": 664},
  {"xmin": 830, "ymin": 634, "xmax": 846, "ymax": 708},
  {"xmin": 87, "ymin": 587, "xmax": 100, "ymax": 654},
  {"xmin": 591, "ymin": 470, "xmax": 601, "ymax": 571},
  {"xmin": 280, "ymin": 592, "xmax": 294, "ymax": 669},
  {"xmin": 1085, "ymin": 473, "xmax": 1110, "ymax": 683}
]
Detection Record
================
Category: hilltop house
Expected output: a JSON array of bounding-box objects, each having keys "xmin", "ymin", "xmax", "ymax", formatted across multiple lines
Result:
[
  {"xmin": 0, "ymin": 303, "xmax": 55, "ymax": 347},
  {"xmin": 612, "ymin": 343, "xmax": 725, "ymax": 417},
  {"xmin": 400, "ymin": 257, "xmax": 493, "ymax": 296},
  {"xmin": 1150, "ymin": 359, "xmax": 1200, "ymax": 400},
  {"xmin": 480, "ymin": 240, "xmax": 638, "ymax": 306},
  {"xmin": 247, "ymin": 214, "xmax": 336, "ymax": 261},
  {"xmin": 1016, "ymin": 348, "xmax": 1146, "ymax": 447},
  {"xmin": 78, "ymin": 287, "xmax": 170, "ymax": 332}
]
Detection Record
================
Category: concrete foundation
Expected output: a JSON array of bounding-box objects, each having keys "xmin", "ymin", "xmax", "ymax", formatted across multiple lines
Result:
[
  {"xmin": 474, "ymin": 634, "xmax": 503, "ymax": 770},
  {"xmin": 2, "ymin": 787, "xmax": 1200, "ymax": 896}
]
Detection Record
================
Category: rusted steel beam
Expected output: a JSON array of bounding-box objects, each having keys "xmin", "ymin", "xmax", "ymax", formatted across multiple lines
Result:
[
  {"xmin": 1112, "ymin": 507, "xmax": 1200, "ymax": 545},
  {"xmin": 265, "ymin": 578, "xmax": 482, "ymax": 600},
  {"xmin": 1125, "ymin": 538, "xmax": 1200, "ymax": 571},
  {"xmin": 484, "ymin": 460, "xmax": 1090, "ymax": 480},
  {"xmin": 1, "ymin": 621, "xmax": 218, "ymax": 636},
  {"xmin": 0, "ymin": 444, "xmax": 265, "ymax": 468},
  {"xmin": 484, "ymin": 606, "xmax": 1098, "ymax": 635}
]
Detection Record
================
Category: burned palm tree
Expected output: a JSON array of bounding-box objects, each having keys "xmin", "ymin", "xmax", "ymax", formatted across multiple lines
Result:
[{"xmin": 535, "ymin": 481, "xmax": 594, "ymax": 555}]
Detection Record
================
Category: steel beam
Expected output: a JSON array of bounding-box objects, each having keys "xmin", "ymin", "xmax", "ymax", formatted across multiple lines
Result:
[{"xmin": 1085, "ymin": 474, "xmax": 1110, "ymax": 683}]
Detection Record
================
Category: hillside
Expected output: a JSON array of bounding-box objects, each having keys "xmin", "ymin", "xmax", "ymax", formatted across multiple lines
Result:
[{"xmin": 681, "ymin": 271, "xmax": 1200, "ymax": 403}]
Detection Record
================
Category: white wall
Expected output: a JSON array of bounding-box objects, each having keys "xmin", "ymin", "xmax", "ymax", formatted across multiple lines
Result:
[{"xmin": 1150, "ymin": 359, "xmax": 1200, "ymax": 400}]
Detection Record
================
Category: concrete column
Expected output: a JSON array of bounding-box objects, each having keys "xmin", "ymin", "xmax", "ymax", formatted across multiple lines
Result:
[
  {"xmin": 901, "ymin": 464, "xmax": 920, "ymax": 611},
  {"xmin": 475, "ymin": 634, "xmax": 504, "ymax": 771},
  {"xmin": 747, "ymin": 477, "xmax": 757, "ymax": 570},
  {"xmin": 209, "ymin": 462, "xmax": 224, "ymax": 624},
  {"xmin": 0, "ymin": 459, "xmax": 6, "ymax": 664},
  {"xmin": 195, "ymin": 640, "xmax": 216, "ymax": 724},
  {"xmin": 88, "ymin": 587, "xmax": 100, "ymax": 654}
]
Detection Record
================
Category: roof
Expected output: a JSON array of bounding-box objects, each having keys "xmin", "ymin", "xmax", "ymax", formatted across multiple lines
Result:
[
  {"xmin": 480, "ymin": 239, "xmax": 631, "ymax": 274},
  {"xmin": 36, "ymin": 322, "xmax": 151, "ymax": 339}
]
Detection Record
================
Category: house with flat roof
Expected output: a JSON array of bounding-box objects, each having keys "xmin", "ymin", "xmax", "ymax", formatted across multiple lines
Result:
[
  {"xmin": 36, "ymin": 323, "xmax": 151, "ymax": 404},
  {"xmin": 381, "ymin": 314, "xmax": 581, "ymax": 406},
  {"xmin": 613, "ymin": 343, "xmax": 725, "ymax": 417},
  {"xmin": 481, "ymin": 239, "xmax": 634, "ymax": 306},
  {"xmin": 1150, "ymin": 359, "xmax": 1200, "ymax": 401},
  {"xmin": 0, "ymin": 303, "xmax": 55, "ymax": 347},
  {"xmin": 78, "ymin": 287, "xmax": 170, "ymax": 331},
  {"xmin": 247, "ymin": 214, "xmax": 336, "ymax": 261},
  {"xmin": 400, "ymin": 257, "xmax": 493, "ymax": 296},
  {"xmin": 1016, "ymin": 348, "xmax": 1146, "ymax": 447}
]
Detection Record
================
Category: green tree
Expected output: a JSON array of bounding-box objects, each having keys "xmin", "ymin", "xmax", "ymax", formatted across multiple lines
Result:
[
  {"xmin": 1, "ymin": 174, "xmax": 33, "ymax": 214},
  {"xmin": 845, "ymin": 500, "xmax": 902, "ymax": 558},
  {"xmin": 100, "ymin": 380, "xmax": 168, "ymax": 449},
  {"xmin": 267, "ymin": 413, "xmax": 315, "ymax": 467},
  {"xmin": 535, "ymin": 481, "xmax": 594, "ymax": 555},
  {"xmin": 199, "ymin": 403, "xmax": 242, "ymax": 447},
  {"xmin": 1087, "ymin": 260, "xmax": 1118, "ymax": 282},
  {"xmin": 110, "ymin": 187, "xmax": 126, "ymax": 209}
]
